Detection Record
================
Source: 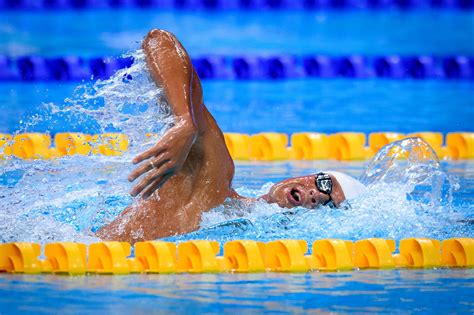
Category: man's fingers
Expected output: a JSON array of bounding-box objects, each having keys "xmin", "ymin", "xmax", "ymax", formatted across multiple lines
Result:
[
  {"xmin": 132, "ymin": 145, "xmax": 165, "ymax": 165},
  {"xmin": 128, "ymin": 153, "xmax": 167, "ymax": 182},
  {"xmin": 141, "ymin": 173, "xmax": 172, "ymax": 199},
  {"xmin": 130, "ymin": 161, "xmax": 172, "ymax": 197}
]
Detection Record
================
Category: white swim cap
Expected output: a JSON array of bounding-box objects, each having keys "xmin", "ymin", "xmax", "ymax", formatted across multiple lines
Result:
[{"xmin": 327, "ymin": 171, "xmax": 367, "ymax": 200}]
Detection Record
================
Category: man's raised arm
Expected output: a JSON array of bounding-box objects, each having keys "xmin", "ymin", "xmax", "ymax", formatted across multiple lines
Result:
[{"xmin": 127, "ymin": 29, "xmax": 203, "ymax": 199}]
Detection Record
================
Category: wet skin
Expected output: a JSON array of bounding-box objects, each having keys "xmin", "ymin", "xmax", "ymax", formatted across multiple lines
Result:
[
  {"xmin": 262, "ymin": 174, "xmax": 345, "ymax": 209},
  {"xmin": 97, "ymin": 29, "xmax": 346, "ymax": 243}
]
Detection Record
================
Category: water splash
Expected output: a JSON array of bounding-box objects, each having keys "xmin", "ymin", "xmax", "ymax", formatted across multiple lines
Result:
[
  {"xmin": 167, "ymin": 138, "xmax": 469, "ymax": 244},
  {"xmin": 18, "ymin": 50, "xmax": 174, "ymax": 153},
  {"xmin": 360, "ymin": 137, "xmax": 457, "ymax": 208},
  {"xmin": 0, "ymin": 51, "xmax": 470, "ymax": 245},
  {"xmin": 0, "ymin": 49, "xmax": 174, "ymax": 244}
]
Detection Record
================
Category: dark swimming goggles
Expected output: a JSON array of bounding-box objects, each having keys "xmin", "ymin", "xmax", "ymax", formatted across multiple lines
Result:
[{"xmin": 315, "ymin": 172, "xmax": 335, "ymax": 207}]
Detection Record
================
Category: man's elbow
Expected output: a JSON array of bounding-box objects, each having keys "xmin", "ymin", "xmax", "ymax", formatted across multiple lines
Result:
[{"xmin": 142, "ymin": 29, "xmax": 176, "ymax": 49}]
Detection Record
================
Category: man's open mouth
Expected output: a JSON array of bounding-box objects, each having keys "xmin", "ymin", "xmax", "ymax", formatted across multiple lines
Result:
[{"xmin": 287, "ymin": 188, "xmax": 302, "ymax": 206}]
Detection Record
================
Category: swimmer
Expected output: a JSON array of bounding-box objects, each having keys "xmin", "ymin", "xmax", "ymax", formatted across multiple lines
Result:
[{"xmin": 97, "ymin": 29, "xmax": 366, "ymax": 243}]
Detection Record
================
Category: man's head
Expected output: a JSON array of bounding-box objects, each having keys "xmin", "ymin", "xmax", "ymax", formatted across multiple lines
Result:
[{"xmin": 261, "ymin": 173, "xmax": 345, "ymax": 209}]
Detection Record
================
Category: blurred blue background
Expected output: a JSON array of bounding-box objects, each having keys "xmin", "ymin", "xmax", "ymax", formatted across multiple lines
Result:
[
  {"xmin": 0, "ymin": 7, "xmax": 473, "ymax": 135},
  {"xmin": 1, "ymin": 3, "xmax": 474, "ymax": 314}
]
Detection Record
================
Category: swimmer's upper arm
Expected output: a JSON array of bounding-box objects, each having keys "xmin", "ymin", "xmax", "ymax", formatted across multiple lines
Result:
[{"xmin": 142, "ymin": 29, "xmax": 197, "ymax": 129}]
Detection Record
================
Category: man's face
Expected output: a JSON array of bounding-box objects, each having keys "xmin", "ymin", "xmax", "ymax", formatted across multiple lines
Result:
[{"xmin": 262, "ymin": 175, "xmax": 328, "ymax": 209}]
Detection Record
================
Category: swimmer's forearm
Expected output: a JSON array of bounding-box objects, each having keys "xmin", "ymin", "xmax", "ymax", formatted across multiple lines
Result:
[
  {"xmin": 166, "ymin": 118, "xmax": 198, "ymax": 146},
  {"xmin": 127, "ymin": 30, "xmax": 205, "ymax": 199},
  {"xmin": 142, "ymin": 29, "xmax": 201, "ymax": 132}
]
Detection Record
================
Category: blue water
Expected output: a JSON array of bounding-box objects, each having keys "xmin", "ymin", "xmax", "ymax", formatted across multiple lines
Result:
[
  {"xmin": 1, "ymin": 10, "xmax": 473, "ymax": 57},
  {"xmin": 0, "ymin": 80, "xmax": 473, "ymax": 135},
  {"xmin": 1, "ymin": 7, "xmax": 474, "ymax": 314},
  {"xmin": 1, "ymin": 270, "xmax": 474, "ymax": 314},
  {"xmin": 1, "ymin": 157, "xmax": 473, "ymax": 313}
]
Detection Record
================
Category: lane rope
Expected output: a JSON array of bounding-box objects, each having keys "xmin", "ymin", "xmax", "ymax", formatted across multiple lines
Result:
[
  {"xmin": 1, "ymin": 0, "xmax": 472, "ymax": 10},
  {"xmin": 1, "ymin": 132, "xmax": 473, "ymax": 160},
  {"xmin": 0, "ymin": 238, "xmax": 472, "ymax": 275},
  {"xmin": 1, "ymin": 55, "xmax": 473, "ymax": 81}
]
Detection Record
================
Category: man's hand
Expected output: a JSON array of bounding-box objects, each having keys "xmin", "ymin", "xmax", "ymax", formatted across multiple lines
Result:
[{"xmin": 128, "ymin": 120, "xmax": 197, "ymax": 199}]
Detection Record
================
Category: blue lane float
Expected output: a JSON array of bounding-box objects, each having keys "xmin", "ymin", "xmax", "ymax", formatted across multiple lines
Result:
[
  {"xmin": 0, "ymin": 54, "xmax": 473, "ymax": 81},
  {"xmin": 374, "ymin": 56, "xmax": 405, "ymax": 79},
  {"xmin": 0, "ymin": 0, "xmax": 472, "ymax": 9}
]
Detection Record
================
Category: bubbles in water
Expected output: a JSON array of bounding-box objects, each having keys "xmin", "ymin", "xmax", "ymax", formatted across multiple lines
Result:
[
  {"xmin": 0, "ymin": 51, "xmax": 471, "ymax": 246},
  {"xmin": 167, "ymin": 138, "xmax": 469, "ymax": 244},
  {"xmin": 0, "ymin": 49, "xmax": 174, "ymax": 244},
  {"xmin": 360, "ymin": 137, "xmax": 455, "ymax": 208},
  {"xmin": 29, "ymin": 50, "xmax": 174, "ymax": 153}
]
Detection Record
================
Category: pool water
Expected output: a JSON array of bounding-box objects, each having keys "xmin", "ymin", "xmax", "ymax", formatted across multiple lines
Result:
[
  {"xmin": 1, "ymin": 79, "xmax": 473, "ymax": 135},
  {"xmin": 0, "ymin": 55, "xmax": 472, "ymax": 245},
  {"xmin": 1, "ymin": 10, "xmax": 473, "ymax": 56},
  {"xmin": 1, "ymin": 270, "xmax": 473, "ymax": 314},
  {"xmin": 1, "ymin": 155, "xmax": 473, "ymax": 314},
  {"xmin": 0, "ymin": 6, "xmax": 473, "ymax": 314}
]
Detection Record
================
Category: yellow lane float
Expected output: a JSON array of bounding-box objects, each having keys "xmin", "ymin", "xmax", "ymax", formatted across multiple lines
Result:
[
  {"xmin": 134, "ymin": 241, "xmax": 177, "ymax": 273},
  {"xmin": 311, "ymin": 239, "xmax": 354, "ymax": 271},
  {"xmin": 395, "ymin": 238, "xmax": 441, "ymax": 268},
  {"xmin": 224, "ymin": 133, "xmax": 251, "ymax": 160},
  {"xmin": 224, "ymin": 240, "xmax": 266, "ymax": 272},
  {"xmin": 368, "ymin": 132, "xmax": 406, "ymax": 158},
  {"xmin": 54, "ymin": 133, "xmax": 93, "ymax": 156},
  {"xmin": 2, "ymin": 132, "xmax": 474, "ymax": 160},
  {"xmin": 177, "ymin": 240, "xmax": 229, "ymax": 273},
  {"xmin": 92, "ymin": 133, "xmax": 129, "ymax": 156},
  {"xmin": 0, "ymin": 134, "xmax": 13, "ymax": 157},
  {"xmin": 250, "ymin": 133, "xmax": 289, "ymax": 161},
  {"xmin": 290, "ymin": 132, "xmax": 330, "ymax": 160},
  {"xmin": 12, "ymin": 133, "xmax": 52, "ymax": 159},
  {"xmin": 264, "ymin": 240, "xmax": 311, "ymax": 272},
  {"xmin": 441, "ymin": 238, "xmax": 474, "ymax": 268},
  {"xmin": 329, "ymin": 132, "xmax": 366, "ymax": 160},
  {"xmin": 87, "ymin": 242, "xmax": 139, "ymax": 274},
  {"xmin": 354, "ymin": 238, "xmax": 396, "ymax": 269},
  {"xmin": 44, "ymin": 242, "xmax": 87, "ymax": 275},
  {"xmin": 1, "ymin": 238, "xmax": 473, "ymax": 275},
  {"xmin": 446, "ymin": 132, "xmax": 474, "ymax": 160},
  {"xmin": 0, "ymin": 242, "xmax": 44, "ymax": 274}
]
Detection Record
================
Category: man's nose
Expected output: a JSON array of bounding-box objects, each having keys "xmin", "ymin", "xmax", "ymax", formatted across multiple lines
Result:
[{"xmin": 306, "ymin": 189, "xmax": 319, "ymax": 207}]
